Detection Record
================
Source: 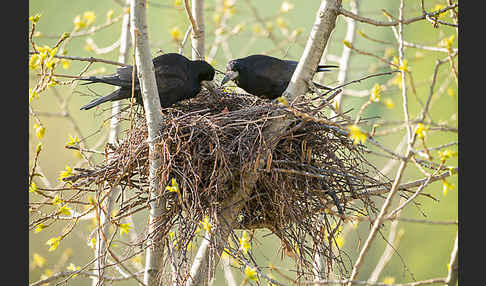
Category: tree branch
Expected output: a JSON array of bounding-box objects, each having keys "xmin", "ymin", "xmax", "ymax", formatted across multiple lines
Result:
[
  {"xmin": 445, "ymin": 232, "xmax": 459, "ymax": 286},
  {"xmin": 338, "ymin": 4, "xmax": 457, "ymax": 27},
  {"xmin": 29, "ymin": 51, "xmax": 128, "ymax": 66}
]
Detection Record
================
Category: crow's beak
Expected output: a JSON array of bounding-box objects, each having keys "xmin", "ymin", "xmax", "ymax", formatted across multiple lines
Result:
[{"xmin": 221, "ymin": 71, "xmax": 239, "ymax": 86}]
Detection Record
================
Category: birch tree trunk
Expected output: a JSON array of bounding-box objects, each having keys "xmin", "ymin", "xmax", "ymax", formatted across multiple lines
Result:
[
  {"xmin": 188, "ymin": 0, "xmax": 218, "ymax": 94},
  {"xmin": 183, "ymin": 1, "xmax": 213, "ymax": 285},
  {"xmin": 129, "ymin": 1, "xmax": 166, "ymax": 285},
  {"xmin": 267, "ymin": 0, "xmax": 342, "ymax": 137},
  {"xmin": 333, "ymin": 0, "xmax": 358, "ymax": 116},
  {"xmin": 108, "ymin": 0, "xmax": 132, "ymax": 145},
  {"xmin": 191, "ymin": 0, "xmax": 205, "ymax": 60},
  {"xmin": 92, "ymin": 3, "xmax": 131, "ymax": 285},
  {"xmin": 186, "ymin": 231, "xmax": 211, "ymax": 286},
  {"xmin": 283, "ymin": 0, "xmax": 342, "ymax": 100}
]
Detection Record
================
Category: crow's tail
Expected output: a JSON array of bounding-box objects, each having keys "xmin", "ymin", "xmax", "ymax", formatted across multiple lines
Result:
[
  {"xmin": 316, "ymin": 64, "xmax": 339, "ymax": 73},
  {"xmin": 80, "ymin": 89, "xmax": 129, "ymax": 110},
  {"xmin": 77, "ymin": 75, "xmax": 125, "ymax": 87}
]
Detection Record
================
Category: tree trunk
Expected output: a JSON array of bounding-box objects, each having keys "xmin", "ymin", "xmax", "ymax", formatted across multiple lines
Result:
[
  {"xmin": 129, "ymin": 0, "xmax": 166, "ymax": 285},
  {"xmin": 267, "ymin": 0, "xmax": 343, "ymax": 138},
  {"xmin": 108, "ymin": 0, "xmax": 132, "ymax": 145},
  {"xmin": 333, "ymin": 0, "xmax": 358, "ymax": 116},
  {"xmin": 191, "ymin": 0, "xmax": 205, "ymax": 60},
  {"xmin": 92, "ymin": 2, "xmax": 131, "ymax": 285}
]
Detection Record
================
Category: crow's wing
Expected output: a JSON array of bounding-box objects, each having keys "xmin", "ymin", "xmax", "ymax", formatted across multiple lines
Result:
[
  {"xmin": 114, "ymin": 65, "xmax": 137, "ymax": 87},
  {"xmin": 283, "ymin": 60, "xmax": 299, "ymax": 71},
  {"xmin": 156, "ymin": 77, "xmax": 191, "ymax": 107},
  {"xmin": 250, "ymin": 57, "xmax": 292, "ymax": 93},
  {"xmin": 153, "ymin": 63, "xmax": 192, "ymax": 107}
]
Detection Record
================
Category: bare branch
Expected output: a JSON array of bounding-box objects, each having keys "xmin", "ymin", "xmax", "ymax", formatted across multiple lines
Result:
[
  {"xmin": 306, "ymin": 277, "xmax": 447, "ymax": 285},
  {"xmin": 186, "ymin": 231, "xmax": 211, "ymax": 286},
  {"xmin": 29, "ymin": 270, "xmax": 144, "ymax": 286},
  {"xmin": 445, "ymin": 232, "xmax": 459, "ymax": 286},
  {"xmin": 347, "ymin": 158, "xmax": 409, "ymax": 285},
  {"xmin": 368, "ymin": 202, "xmax": 405, "ymax": 283},
  {"xmin": 338, "ymin": 4, "xmax": 457, "ymax": 27},
  {"xmin": 29, "ymin": 51, "xmax": 128, "ymax": 66}
]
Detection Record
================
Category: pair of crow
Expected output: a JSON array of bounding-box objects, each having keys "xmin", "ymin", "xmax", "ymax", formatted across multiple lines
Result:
[{"xmin": 78, "ymin": 53, "xmax": 338, "ymax": 110}]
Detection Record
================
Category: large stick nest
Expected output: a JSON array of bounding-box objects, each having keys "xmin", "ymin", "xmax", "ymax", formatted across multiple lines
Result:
[{"xmin": 69, "ymin": 88, "xmax": 393, "ymax": 275}]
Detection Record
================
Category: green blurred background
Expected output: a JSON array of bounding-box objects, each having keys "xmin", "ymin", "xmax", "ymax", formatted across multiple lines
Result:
[{"xmin": 29, "ymin": 0, "xmax": 458, "ymax": 285}]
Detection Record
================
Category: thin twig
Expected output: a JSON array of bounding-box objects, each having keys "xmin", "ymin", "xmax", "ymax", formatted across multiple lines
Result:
[
  {"xmin": 338, "ymin": 4, "xmax": 457, "ymax": 27},
  {"xmin": 29, "ymin": 51, "xmax": 128, "ymax": 66}
]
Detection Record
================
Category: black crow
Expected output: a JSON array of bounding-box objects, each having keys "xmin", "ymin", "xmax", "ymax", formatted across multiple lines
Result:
[
  {"xmin": 220, "ymin": 54, "xmax": 337, "ymax": 100},
  {"xmin": 78, "ymin": 53, "xmax": 215, "ymax": 110}
]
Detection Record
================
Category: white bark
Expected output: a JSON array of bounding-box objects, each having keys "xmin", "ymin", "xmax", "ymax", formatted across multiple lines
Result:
[
  {"xmin": 129, "ymin": 1, "xmax": 166, "ymax": 285},
  {"xmin": 184, "ymin": 1, "xmax": 215, "ymax": 285},
  {"xmin": 283, "ymin": 0, "xmax": 342, "ymax": 102},
  {"xmin": 191, "ymin": 0, "xmax": 205, "ymax": 60},
  {"xmin": 92, "ymin": 3, "xmax": 131, "ymax": 285},
  {"xmin": 185, "ymin": 183, "xmax": 251, "ymax": 286},
  {"xmin": 186, "ymin": 231, "xmax": 211, "ymax": 286},
  {"xmin": 92, "ymin": 189, "xmax": 115, "ymax": 286},
  {"xmin": 108, "ymin": 0, "xmax": 132, "ymax": 145},
  {"xmin": 266, "ymin": 0, "xmax": 342, "ymax": 138},
  {"xmin": 367, "ymin": 202, "xmax": 403, "ymax": 284},
  {"xmin": 312, "ymin": 252, "xmax": 326, "ymax": 285},
  {"xmin": 187, "ymin": 0, "xmax": 219, "ymax": 95},
  {"xmin": 445, "ymin": 232, "xmax": 459, "ymax": 286},
  {"xmin": 333, "ymin": 0, "xmax": 358, "ymax": 116},
  {"xmin": 220, "ymin": 255, "xmax": 237, "ymax": 286}
]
